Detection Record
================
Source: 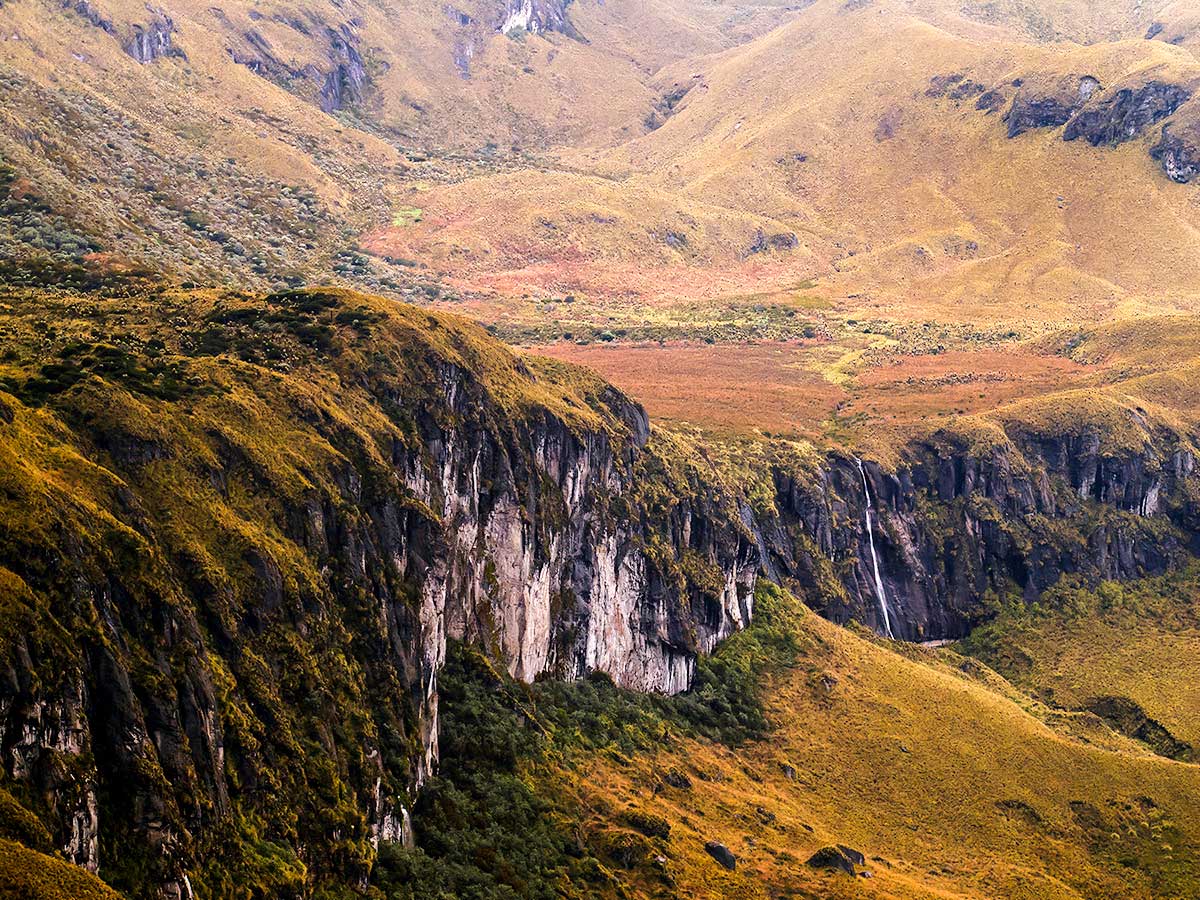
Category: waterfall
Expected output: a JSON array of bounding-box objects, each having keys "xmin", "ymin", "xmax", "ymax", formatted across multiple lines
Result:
[
  {"xmin": 401, "ymin": 806, "xmax": 415, "ymax": 850},
  {"xmin": 857, "ymin": 458, "xmax": 896, "ymax": 640}
]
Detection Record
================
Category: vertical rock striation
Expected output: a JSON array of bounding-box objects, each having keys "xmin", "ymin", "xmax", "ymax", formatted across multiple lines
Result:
[{"xmin": 759, "ymin": 424, "xmax": 1197, "ymax": 641}]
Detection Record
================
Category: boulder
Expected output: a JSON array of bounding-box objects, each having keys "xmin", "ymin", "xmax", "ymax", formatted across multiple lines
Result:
[
  {"xmin": 807, "ymin": 845, "xmax": 859, "ymax": 875},
  {"xmin": 662, "ymin": 769, "xmax": 692, "ymax": 790},
  {"xmin": 837, "ymin": 844, "xmax": 866, "ymax": 866},
  {"xmin": 705, "ymin": 841, "xmax": 737, "ymax": 870}
]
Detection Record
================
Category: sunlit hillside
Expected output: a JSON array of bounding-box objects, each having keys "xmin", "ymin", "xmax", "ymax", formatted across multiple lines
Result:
[
  {"xmin": 5, "ymin": 0, "xmax": 1200, "ymax": 898},
  {"xmin": 409, "ymin": 584, "xmax": 1200, "ymax": 900},
  {"xmin": 374, "ymin": 0, "xmax": 1200, "ymax": 328}
]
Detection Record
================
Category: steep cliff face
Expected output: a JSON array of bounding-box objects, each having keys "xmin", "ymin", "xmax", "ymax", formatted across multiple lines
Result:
[
  {"xmin": 0, "ymin": 286, "xmax": 755, "ymax": 899},
  {"xmin": 5, "ymin": 284, "xmax": 1200, "ymax": 899},
  {"xmin": 758, "ymin": 415, "xmax": 1197, "ymax": 641}
]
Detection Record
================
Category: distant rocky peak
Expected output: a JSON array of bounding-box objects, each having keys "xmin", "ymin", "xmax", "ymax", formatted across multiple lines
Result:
[
  {"xmin": 123, "ymin": 6, "xmax": 185, "ymax": 63},
  {"xmin": 499, "ymin": 0, "xmax": 581, "ymax": 40}
]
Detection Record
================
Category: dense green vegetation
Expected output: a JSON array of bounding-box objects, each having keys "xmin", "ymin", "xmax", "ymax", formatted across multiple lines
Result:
[
  {"xmin": 960, "ymin": 567, "xmax": 1200, "ymax": 760},
  {"xmin": 372, "ymin": 583, "xmax": 807, "ymax": 900},
  {"xmin": 0, "ymin": 839, "xmax": 124, "ymax": 900}
]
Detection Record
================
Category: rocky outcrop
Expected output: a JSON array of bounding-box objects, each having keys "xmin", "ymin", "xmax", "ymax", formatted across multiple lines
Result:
[
  {"xmin": 925, "ymin": 73, "xmax": 986, "ymax": 102},
  {"xmin": 500, "ymin": 0, "xmax": 581, "ymax": 39},
  {"xmin": 807, "ymin": 845, "xmax": 861, "ymax": 875},
  {"xmin": 983, "ymin": 72, "xmax": 1200, "ymax": 182},
  {"xmin": 446, "ymin": 6, "xmax": 479, "ymax": 78},
  {"xmin": 704, "ymin": 841, "xmax": 736, "ymax": 870},
  {"xmin": 1063, "ymin": 82, "xmax": 1191, "ymax": 146},
  {"xmin": 1005, "ymin": 75, "xmax": 1099, "ymax": 137},
  {"xmin": 123, "ymin": 10, "xmax": 185, "ymax": 64},
  {"xmin": 1082, "ymin": 696, "xmax": 1194, "ymax": 761},
  {"xmin": 224, "ymin": 21, "xmax": 367, "ymax": 113},
  {"xmin": 747, "ymin": 228, "xmax": 799, "ymax": 255},
  {"xmin": 226, "ymin": 29, "xmax": 295, "ymax": 80},
  {"xmin": 316, "ymin": 24, "xmax": 366, "ymax": 113},
  {"xmin": 1151, "ymin": 123, "xmax": 1200, "ymax": 183},
  {"xmin": 757, "ymin": 425, "xmax": 1198, "ymax": 641},
  {"xmin": 63, "ymin": 0, "xmax": 114, "ymax": 34}
]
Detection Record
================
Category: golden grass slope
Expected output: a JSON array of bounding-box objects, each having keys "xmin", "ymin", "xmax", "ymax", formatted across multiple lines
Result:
[
  {"xmin": 0, "ymin": 0, "xmax": 813, "ymax": 286},
  {"xmin": 557, "ymin": 598, "xmax": 1200, "ymax": 900},
  {"xmin": 0, "ymin": 839, "xmax": 126, "ymax": 900},
  {"xmin": 6, "ymin": 0, "xmax": 1200, "ymax": 313},
  {"xmin": 0, "ymin": 0, "xmax": 804, "ymax": 152},
  {"xmin": 962, "ymin": 569, "xmax": 1200, "ymax": 750},
  {"xmin": 374, "ymin": 0, "xmax": 1200, "ymax": 328}
]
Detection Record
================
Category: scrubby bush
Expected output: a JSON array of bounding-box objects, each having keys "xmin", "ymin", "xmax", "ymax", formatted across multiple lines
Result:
[{"xmin": 377, "ymin": 582, "xmax": 808, "ymax": 898}]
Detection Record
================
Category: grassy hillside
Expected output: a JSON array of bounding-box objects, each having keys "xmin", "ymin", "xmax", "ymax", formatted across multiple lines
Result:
[
  {"xmin": 0, "ymin": 839, "xmax": 125, "ymax": 900},
  {"xmin": 386, "ymin": 581, "xmax": 1200, "ymax": 900},
  {"xmin": 334, "ymin": 0, "xmax": 1200, "ymax": 452},
  {"xmin": 6, "ymin": 0, "xmax": 1200, "ymax": 452},
  {"xmin": 962, "ymin": 567, "xmax": 1200, "ymax": 752},
  {"xmin": 0, "ymin": 0, "xmax": 806, "ymax": 290},
  {"xmin": 378, "ymin": 0, "xmax": 1200, "ymax": 319}
]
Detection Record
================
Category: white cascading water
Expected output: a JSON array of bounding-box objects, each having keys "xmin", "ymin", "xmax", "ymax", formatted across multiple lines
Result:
[{"xmin": 856, "ymin": 458, "xmax": 896, "ymax": 639}]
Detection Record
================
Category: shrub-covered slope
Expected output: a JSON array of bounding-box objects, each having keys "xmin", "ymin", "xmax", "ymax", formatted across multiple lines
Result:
[
  {"xmin": 0, "ymin": 283, "xmax": 758, "ymax": 898},
  {"xmin": 381, "ymin": 581, "xmax": 1200, "ymax": 900}
]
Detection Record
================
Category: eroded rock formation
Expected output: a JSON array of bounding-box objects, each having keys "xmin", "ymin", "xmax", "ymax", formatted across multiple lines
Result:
[
  {"xmin": 499, "ymin": 0, "xmax": 580, "ymax": 39},
  {"xmin": 762, "ymin": 426, "xmax": 1196, "ymax": 640},
  {"xmin": 1151, "ymin": 122, "xmax": 1200, "ymax": 182},
  {"xmin": 1063, "ymin": 81, "xmax": 1191, "ymax": 146},
  {"xmin": 123, "ymin": 10, "xmax": 184, "ymax": 63}
]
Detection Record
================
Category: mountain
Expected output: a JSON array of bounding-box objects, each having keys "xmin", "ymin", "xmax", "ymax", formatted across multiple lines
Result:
[
  {"xmin": 2, "ymin": 278, "xmax": 1200, "ymax": 899},
  {"xmin": 373, "ymin": 0, "xmax": 1200, "ymax": 321},
  {"xmin": 0, "ymin": 281, "xmax": 760, "ymax": 896},
  {"xmin": 5, "ymin": 0, "xmax": 1200, "ymax": 898}
]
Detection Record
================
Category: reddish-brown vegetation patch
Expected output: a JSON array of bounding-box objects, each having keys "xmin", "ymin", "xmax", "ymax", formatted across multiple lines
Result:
[
  {"xmin": 531, "ymin": 342, "xmax": 848, "ymax": 436},
  {"xmin": 843, "ymin": 349, "xmax": 1100, "ymax": 423}
]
